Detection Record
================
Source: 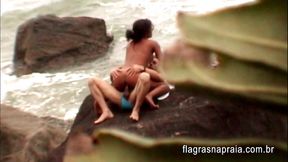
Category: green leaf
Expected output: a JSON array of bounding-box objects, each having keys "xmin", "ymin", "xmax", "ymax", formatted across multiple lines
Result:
[
  {"xmin": 64, "ymin": 129, "xmax": 287, "ymax": 162},
  {"xmin": 160, "ymin": 43, "xmax": 287, "ymax": 105},
  {"xmin": 177, "ymin": 0, "xmax": 287, "ymax": 71}
]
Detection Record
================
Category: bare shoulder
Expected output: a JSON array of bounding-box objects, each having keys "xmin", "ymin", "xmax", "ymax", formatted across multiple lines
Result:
[{"xmin": 147, "ymin": 39, "xmax": 160, "ymax": 48}]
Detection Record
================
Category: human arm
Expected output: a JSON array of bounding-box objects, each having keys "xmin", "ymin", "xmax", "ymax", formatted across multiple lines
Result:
[
  {"xmin": 152, "ymin": 40, "xmax": 162, "ymax": 60},
  {"xmin": 110, "ymin": 66, "xmax": 122, "ymax": 82},
  {"xmin": 149, "ymin": 57, "xmax": 160, "ymax": 70}
]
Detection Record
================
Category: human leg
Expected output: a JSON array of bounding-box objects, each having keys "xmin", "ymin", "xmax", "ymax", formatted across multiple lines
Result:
[
  {"xmin": 128, "ymin": 72, "xmax": 151, "ymax": 121},
  {"xmin": 132, "ymin": 64, "xmax": 164, "ymax": 82},
  {"xmin": 146, "ymin": 82, "xmax": 170, "ymax": 109},
  {"xmin": 127, "ymin": 66, "xmax": 170, "ymax": 109},
  {"xmin": 88, "ymin": 77, "xmax": 122, "ymax": 124}
]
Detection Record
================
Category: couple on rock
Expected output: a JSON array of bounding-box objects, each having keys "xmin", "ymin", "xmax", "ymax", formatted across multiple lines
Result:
[{"xmin": 88, "ymin": 19, "xmax": 170, "ymax": 124}]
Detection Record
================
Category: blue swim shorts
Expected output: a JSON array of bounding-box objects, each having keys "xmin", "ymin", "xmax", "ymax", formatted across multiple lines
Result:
[{"xmin": 121, "ymin": 95, "xmax": 133, "ymax": 110}]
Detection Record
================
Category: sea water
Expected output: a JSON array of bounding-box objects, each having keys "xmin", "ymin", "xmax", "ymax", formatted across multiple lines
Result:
[{"xmin": 1, "ymin": 0, "xmax": 253, "ymax": 120}]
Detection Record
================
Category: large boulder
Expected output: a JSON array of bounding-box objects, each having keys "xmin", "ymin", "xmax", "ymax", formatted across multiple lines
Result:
[
  {"xmin": 0, "ymin": 105, "xmax": 66, "ymax": 162},
  {"xmin": 47, "ymin": 89, "xmax": 287, "ymax": 162},
  {"xmin": 13, "ymin": 15, "xmax": 113, "ymax": 76}
]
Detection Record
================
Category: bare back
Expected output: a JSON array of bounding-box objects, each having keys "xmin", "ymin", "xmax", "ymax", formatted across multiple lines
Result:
[{"xmin": 124, "ymin": 39, "xmax": 161, "ymax": 67}]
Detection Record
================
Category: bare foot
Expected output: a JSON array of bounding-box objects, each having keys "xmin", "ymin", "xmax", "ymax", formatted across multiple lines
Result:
[
  {"xmin": 94, "ymin": 101, "xmax": 102, "ymax": 114},
  {"xmin": 94, "ymin": 110, "xmax": 114, "ymax": 124},
  {"xmin": 145, "ymin": 95, "xmax": 159, "ymax": 109},
  {"xmin": 129, "ymin": 111, "xmax": 139, "ymax": 122}
]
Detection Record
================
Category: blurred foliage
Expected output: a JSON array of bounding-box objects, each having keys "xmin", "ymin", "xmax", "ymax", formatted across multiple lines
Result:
[
  {"xmin": 64, "ymin": 129, "xmax": 287, "ymax": 162},
  {"xmin": 64, "ymin": 1, "xmax": 287, "ymax": 162},
  {"xmin": 161, "ymin": 43, "xmax": 287, "ymax": 105},
  {"xmin": 177, "ymin": 0, "xmax": 287, "ymax": 71},
  {"xmin": 161, "ymin": 0, "xmax": 287, "ymax": 105}
]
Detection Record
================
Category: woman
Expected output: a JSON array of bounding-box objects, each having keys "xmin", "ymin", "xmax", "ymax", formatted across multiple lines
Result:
[
  {"xmin": 110, "ymin": 19, "xmax": 170, "ymax": 109},
  {"xmin": 88, "ymin": 19, "xmax": 169, "ymax": 124}
]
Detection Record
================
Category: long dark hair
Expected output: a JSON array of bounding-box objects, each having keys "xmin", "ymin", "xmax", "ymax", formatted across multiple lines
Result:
[{"xmin": 126, "ymin": 19, "xmax": 153, "ymax": 43}]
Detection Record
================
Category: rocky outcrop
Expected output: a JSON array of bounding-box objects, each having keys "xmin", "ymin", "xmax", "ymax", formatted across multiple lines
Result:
[
  {"xmin": 47, "ymin": 89, "xmax": 287, "ymax": 162},
  {"xmin": 13, "ymin": 15, "xmax": 113, "ymax": 76},
  {"xmin": 0, "ymin": 105, "xmax": 66, "ymax": 162}
]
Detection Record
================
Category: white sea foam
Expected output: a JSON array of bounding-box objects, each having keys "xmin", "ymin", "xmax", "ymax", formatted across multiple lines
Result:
[
  {"xmin": 1, "ymin": 0, "xmax": 61, "ymax": 15},
  {"xmin": 1, "ymin": 0, "xmax": 254, "ymax": 119}
]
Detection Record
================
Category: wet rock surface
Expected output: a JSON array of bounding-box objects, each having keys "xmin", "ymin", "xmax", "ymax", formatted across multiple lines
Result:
[{"xmin": 13, "ymin": 15, "xmax": 113, "ymax": 76}]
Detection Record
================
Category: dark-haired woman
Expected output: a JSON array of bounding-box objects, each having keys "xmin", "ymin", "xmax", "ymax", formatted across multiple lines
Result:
[
  {"xmin": 110, "ymin": 19, "xmax": 170, "ymax": 109},
  {"xmin": 88, "ymin": 19, "xmax": 169, "ymax": 124}
]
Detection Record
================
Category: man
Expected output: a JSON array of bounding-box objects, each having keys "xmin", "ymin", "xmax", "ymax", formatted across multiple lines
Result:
[{"xmin": 111, "ymin": 19, "xmax": 170, "ymax": 109}]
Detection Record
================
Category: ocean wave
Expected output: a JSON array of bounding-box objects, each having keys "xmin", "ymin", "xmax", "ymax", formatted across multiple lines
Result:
[{"xmin": 1, "ymin": 0, "xmax": 253, "ymax": 119}]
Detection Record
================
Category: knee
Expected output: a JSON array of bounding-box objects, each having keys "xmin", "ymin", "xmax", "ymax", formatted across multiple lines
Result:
[
  {"xmin": 88, "ymin": 78, "xmax": 94, "ymax": 86},
  {"xmin": 138, "ymin": 72, "xmax": 150, "ymax": 84},
  {"xmin": 88, "ymin": 77, "xmax": 100, "ymax": 86}
]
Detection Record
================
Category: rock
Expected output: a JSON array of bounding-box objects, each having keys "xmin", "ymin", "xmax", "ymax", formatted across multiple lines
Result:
[
  {"xmin": 47, "ymin": 89, "xmax": 287, "ymax": 162},
  {"xmin": 13, "ymin": 15, "xmax": 113, "ymax": 76},
  {"xmin": 0, "ymin": 105, "xmax": 66, "ymax": 162},
  {"xmin": 41, "ymin": 116, "xmax": 73, "ymax": 133}
]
